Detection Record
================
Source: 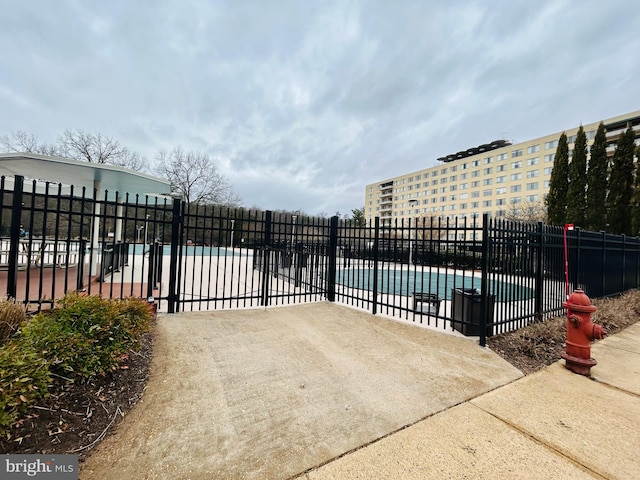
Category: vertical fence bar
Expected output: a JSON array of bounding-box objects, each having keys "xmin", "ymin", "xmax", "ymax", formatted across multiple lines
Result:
[
  {"xmin": 326, "ymin": 215, "xmax": 339, "ymax": 302},
  {"xmin": 7, "ymin": 175, "xmax": 24, "ymax": 299},
  {"xmin": 167, "ymin": 199, "xmax": 182, "ymax": 313},
  {"xmin": 534, "ymin": 221, "xmax": 544, "ymax": 322},
  {"xmin": 372, "ymin": 217, "xmax": 380, "ymax": 315},
  {"xmin": 260, "ymin": 210, "xmax": 272, "ymax": 306},
  {"xmin": 479, "ymin": 213, "xmax": 490, "ymax": 347}
]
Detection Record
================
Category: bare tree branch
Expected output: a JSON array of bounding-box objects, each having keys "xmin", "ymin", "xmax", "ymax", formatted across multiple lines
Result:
[{"xmin": 155, "ymin": 148, "xmax": 240, "ymax": 206}]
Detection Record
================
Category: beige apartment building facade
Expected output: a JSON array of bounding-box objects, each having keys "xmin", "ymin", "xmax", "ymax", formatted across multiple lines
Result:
[{"xmin": 364, "ymin": 110, "xmax": 640, "ymax": 238}]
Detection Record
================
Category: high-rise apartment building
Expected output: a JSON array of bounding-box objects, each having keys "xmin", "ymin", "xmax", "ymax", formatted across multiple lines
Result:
[{"xmin": 364, "ymin": 110, "xmax": 640, "ymax": 236}]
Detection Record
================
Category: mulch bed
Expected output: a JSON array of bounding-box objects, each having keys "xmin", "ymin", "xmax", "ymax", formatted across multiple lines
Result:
[{"xmin": 0, "ymin": 329, "xmax": 153, "ymax": 462}]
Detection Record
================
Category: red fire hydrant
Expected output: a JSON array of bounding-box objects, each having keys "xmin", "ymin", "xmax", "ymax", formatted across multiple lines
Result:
[{"xmin": 561, "ymin": 289, "xmax": 606, "ymax": 375}]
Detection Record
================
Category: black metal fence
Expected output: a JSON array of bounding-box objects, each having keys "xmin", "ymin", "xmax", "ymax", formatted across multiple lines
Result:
[{"xmin": 1, "ymin": 175, "xmax": 639, "ymax": 344}]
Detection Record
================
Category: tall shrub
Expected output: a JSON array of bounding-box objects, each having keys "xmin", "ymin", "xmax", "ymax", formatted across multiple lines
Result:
[
  {"xmin": 546, "ymin": 133, "xmax": 570, "ymax": 226},
  {"xmin": 585, "ymin": 123, "xmax": 608, "ymax": 231}
]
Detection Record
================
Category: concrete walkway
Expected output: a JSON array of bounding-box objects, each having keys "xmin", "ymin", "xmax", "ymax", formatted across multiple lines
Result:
[
  {"xmin": 302, "ymin": 322, "xmax": 640, "ymax": 480},
  {"xmin": 80, "ymin": 302, "xmax": 522, "ymax": 479},
  {"xmin": 80, "ymin": 303, "xmax": 640, "ymax": 479}
]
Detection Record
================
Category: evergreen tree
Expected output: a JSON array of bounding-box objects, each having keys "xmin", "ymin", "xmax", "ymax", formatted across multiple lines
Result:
[
  {"xmin": 545, "ymin": 132, "xmax": 570, "ymax": 226},
  {"xmin": 585, "ymin": 123, "xmax": 608, "ymax": 231},
  {"xmin": 631, "ymin": 146, "xmax": 640, "ymax": 236},
  {"xmin": 566, "ymin": 126, "xmax": 588, "ymax": 226},
  {"xmin": 606, "ymin": 127, "xmax": 636, "ymax": 235}
]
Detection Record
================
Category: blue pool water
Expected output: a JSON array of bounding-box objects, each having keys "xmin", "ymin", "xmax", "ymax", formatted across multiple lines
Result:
[{"xmin": 337, "ymin": 269, "xmax": 534, "ymax": 302}]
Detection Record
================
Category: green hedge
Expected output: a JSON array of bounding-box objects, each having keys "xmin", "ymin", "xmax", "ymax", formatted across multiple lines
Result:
[{"xmin": 0, "ymin": 294, "xmax": 154, "ymax": 433}]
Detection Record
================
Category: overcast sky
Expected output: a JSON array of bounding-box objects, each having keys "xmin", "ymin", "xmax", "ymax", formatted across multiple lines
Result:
[{"xmin": 1, "ymin": 1, "xmax": 639, "ymax": 216}]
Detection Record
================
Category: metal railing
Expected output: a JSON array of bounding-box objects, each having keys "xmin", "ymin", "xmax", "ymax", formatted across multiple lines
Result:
[{"xmin": 1, "ymin": 175, "xmax": 639, "ymax": 342}]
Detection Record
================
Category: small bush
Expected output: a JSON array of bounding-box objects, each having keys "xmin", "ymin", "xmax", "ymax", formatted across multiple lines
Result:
[
  {"xmin": 0, "ymin": 299, "xmax": 27, "ymax": 345},
  {"xmin": 0, "ymin": 341, "xmax": 51, "ymax": 430},
  {"xmin": 20, "ymin": 294, "xmax": 154, "ymax": 378}
]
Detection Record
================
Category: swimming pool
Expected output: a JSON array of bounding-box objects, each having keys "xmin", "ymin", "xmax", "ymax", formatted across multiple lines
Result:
[{"xmin": 336, "ymin": 268, "xmax": 534, "ymax": 302}]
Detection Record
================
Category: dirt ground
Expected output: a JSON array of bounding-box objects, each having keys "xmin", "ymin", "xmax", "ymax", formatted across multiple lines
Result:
[{"xmin": 2, "ymin": 289, "xmax": 639, "ymax": 463}]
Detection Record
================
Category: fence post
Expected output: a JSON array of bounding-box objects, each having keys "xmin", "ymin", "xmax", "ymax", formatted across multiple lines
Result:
[
  {"xmin": 372, "ymin": 217, "xmax": 380, "ymax": 315},
  {"xmin": 622, "ymin": 234, "xmax": 627, "ymax": 290},
  {"xmin": 260, "ymin": 210, "xmax": 272, "ymax": 306},
  {"xmin": 167, "ymin": 199, "xmax": 183, "ymax": 313},
  {"xmin": 7, "ymin": 175, "xmax": 24, "ymax": 300},
  {"xmin": 534, "ymin": 221, "xmax": 544, "ymax": 322},
  {"xmin": 326, "ymin": 216, "xmax": 338, "ymax": 302},
  {"xmin": 479, "ymin": 213, "xmax": 490, "ymax": 347}
]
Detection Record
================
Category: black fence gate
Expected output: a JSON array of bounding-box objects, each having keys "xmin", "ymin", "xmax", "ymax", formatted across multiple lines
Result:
[{"xmin": 2, "ymin": 175, "xmax": 640, "ymax": 345}]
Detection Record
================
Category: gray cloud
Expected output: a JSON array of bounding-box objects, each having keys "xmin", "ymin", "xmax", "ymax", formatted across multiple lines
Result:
[{"xmin": 1, "ymin": 0, "xmax": 640, "ymax": 216}]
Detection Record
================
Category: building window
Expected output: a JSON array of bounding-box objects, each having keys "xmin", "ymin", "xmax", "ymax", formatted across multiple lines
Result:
[
  {"xmin": 461, "ymin": 173, "xmax": 468, "ymax": 179},
  {"xmin": 497, "ymin": 153, "xmax": 508, "ymax": 161},
  {"xmin": 440, "ymin": 178, "xmax": 447, "ymax": 184},
  {"xmin": 526, "ymin": 194, "xmax": 539, "ymax": 202},
  {"xmin": 496, "ymin": 187, "xmax": 506, "ymax": 194},
  {"xmin": 472, "ymin": 171, "xmax": 480, "ymax": 177},
  {"xmin": 432, "ymin": 188, "xmax": 438, "ymax": 194},
  {"xmin": 484, "ymin": 156, "xmax": 493, "ymax": 164},
  {"xmin": 527, "ymin": 157, "xmax": 539, "ymax": 166},
  {"xmin": 512, "ymin": 149, "xmax": 523, "ymax": 158},
  {"xmin": 450, "ymin": 185, "xmax": 457, "ymax": 191},
  {"xmin": 483, "ymin": 200, "xmax": 492, "ymax": 207},
  {"xmin": 450, "ymin": 175, "xmax": 457, "ymax": 182},
  {"xmin": 545, "ymin": 140, "xmax": 558, "ymax": 149},
  {"xmin": 472, "ymin": 160, "xmax": 480, "ymax": 167},
  {"xmin": 511, "ymin": 185, "xmax": 522, "ymax": 193},
  {"xmin": 471, "ymin": 181, "xmax": 480, "ymax": 188},
  {"xmin": 544, "ymin": 167, "xmax": 552, "ymax": 175},
  {"xmin": 471, "ymin": 192, "xmax": 480, "ymax": 198},
  {"xmin": 511, "ymin": 173, "xmax": 522, "ymax": 181},
  {"xmin": 496, "ymin": 175, "xmax": 506, "ymax": 183},
  {"xmin": 450, "ymin": 166, "xmax": 457, "ymax": 172},
  {"xmin": 527, "ymin": 145, "xmax": 540, "ymax": 154},
  {"xmin": 496, "ymin": 198, "xmax": 506, "ymax": 205},
  {"xmin": 527, "ymin": 170, "xmax": 539, "ymax": 178},
  {"xmin": 544, "ymin": 154, "xmax": 554, "ymax": 162},
  {"xmin": 460, "ymin": 193, "xmax": 468, "ymax": 199},
  {"xmin": 460, "ymin": 183, "xmax": 468, "ymax": 190},
  {"xmin": 526, "ymin": 182, "xmax": 539, "ymax": 190},
  {"xmin": 471, "ymin": 202, "xmax": 479, "ymax": 208},
  {"xmin": 484, "ymin": 167, "xmax": 493, "ymax": 174},
  {"xmin": 483, "ymin": 190, "xmax": 492, "ymax": 197},
  {"xmin": 460, "ymin": 203, "xmax": 467, "ymax": 209},
  {"xmin": 432, "ymin": 180, "xmax": 438, "ymax": 186},
  {"xmin": 567, "ymin": 134, "xmax": 576, "ymax": 144},
  {"xmin": 510, "ymin": 197, "xmax": 521, "ymax": 204},
  {"xmin": 511, "ymin": 161, "xmax": 522, "ymax": 169},
  {"xmin": 497, "ymin": 164, "xmax": 506, "ymax": 172},
  {"xmin": 483, "ymin": 178, "xmax": 493, "ymax": 186},
  {"xmin": 440, "ymin": 187, "xmax": 446, "ymax": 193}
]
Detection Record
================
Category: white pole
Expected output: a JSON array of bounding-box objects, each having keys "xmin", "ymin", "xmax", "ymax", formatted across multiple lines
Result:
[{"xmin": 230, "ymin": 219, "xmax": 235, "ymax": 249}]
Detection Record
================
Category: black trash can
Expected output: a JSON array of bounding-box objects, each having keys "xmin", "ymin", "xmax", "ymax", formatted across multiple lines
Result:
[{"xmin": 451, "ymin": 288, "xmax": 494, "ymax": 337}]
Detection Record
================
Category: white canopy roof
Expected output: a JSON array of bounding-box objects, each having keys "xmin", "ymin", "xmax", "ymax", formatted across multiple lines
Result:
[{"xmin": 0, "ymin": 152, "xmax": 171, "ymax": 197}]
